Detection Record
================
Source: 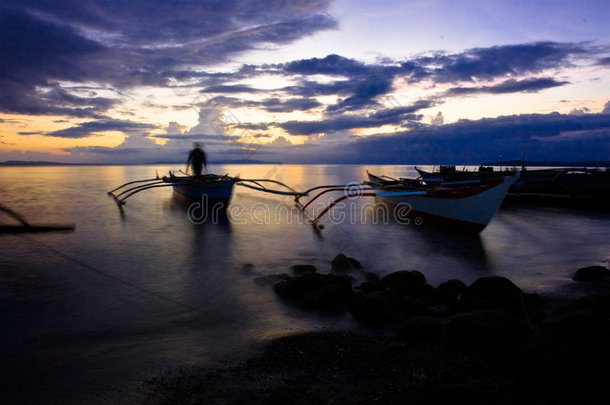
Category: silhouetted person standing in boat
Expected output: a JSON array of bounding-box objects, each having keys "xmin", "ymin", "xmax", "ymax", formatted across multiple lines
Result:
[{"xmin": 187, "ymin": 142, "xmax": 207, "ymax": 177}]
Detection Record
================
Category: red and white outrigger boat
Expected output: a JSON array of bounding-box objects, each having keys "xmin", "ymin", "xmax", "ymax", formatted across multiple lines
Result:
[
  {"xmin": 367, "ymin": 171, "xmax": 518, "ymax": 233},
  {"xmin": 295, "ymin": 170, "xmax": 519, "ymax": 233}
]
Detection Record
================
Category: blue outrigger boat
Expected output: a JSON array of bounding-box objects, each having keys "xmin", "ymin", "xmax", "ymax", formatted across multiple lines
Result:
[
  {"xmin": 168, "ymin": 173, "xmax": 239, "ymax": 203},
  {"xmin": 108, "ymin": 172, "xmax": 305, "ymax": 208}
]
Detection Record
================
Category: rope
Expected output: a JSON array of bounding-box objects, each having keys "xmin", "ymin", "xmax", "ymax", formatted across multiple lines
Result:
[{"xmin": 14, "ymin": 234, "xmax": 204, "ymax": 314}]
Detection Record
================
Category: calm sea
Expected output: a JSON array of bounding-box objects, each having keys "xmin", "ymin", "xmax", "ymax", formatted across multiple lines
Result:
[{"xmin": 1, "ymin": 164, "xmax": 609, "ymax": 402}]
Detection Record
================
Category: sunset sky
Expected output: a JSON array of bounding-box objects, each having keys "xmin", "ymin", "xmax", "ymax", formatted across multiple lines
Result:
[{"xmin": 1, "ymin": 0, "xmax": 609, "ymax": 164}]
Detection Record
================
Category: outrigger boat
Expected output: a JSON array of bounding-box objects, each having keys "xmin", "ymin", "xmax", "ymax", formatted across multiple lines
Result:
[
  {"xmin": 507, "ymin": 167, "xmax": 610, "ymax": 207},
  {"xmin": 167, "ymin": 173, "xmax": 238, "ymax": 203},
  {"xmin": 414, "ymin": 165, "xmax": 610, "ymax": 207},
  {"xmin": 110, "ymin": 169, "xmax": 517, "ymax": 233},
  {"xmin": 368, "ymin": 171, "xmax": 519, "ymax": 233},
  {"xmin": 295, "ymin": 170, "xmax": 519, "ymax": 233},
  {"xmin": 108, "ymin": 171, "xmax": 305, "ymax": 208},
  {"xmin": 415, "ymin": 165, "xmax": 516, "ymax": 185}
]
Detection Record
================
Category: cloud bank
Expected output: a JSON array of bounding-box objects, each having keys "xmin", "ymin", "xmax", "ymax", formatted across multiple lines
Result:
[{"xmin": 1, "ymin": 1, "xmax": 609, "ymax": 164}]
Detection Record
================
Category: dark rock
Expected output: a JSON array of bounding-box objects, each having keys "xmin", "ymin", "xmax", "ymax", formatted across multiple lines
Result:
[
  {"xmin": 542, "ymin": 309, "xmax": 607, "ymax": 349},
  {"xmin": 573, "ymin": 265, "xmax": 610, "ymax": 282},
  {"xmin": 398, "ymin": 316, "xmax": 444, "ymax": 342},
  {"xmin": 460, "ymin": 276, "xmax": 522, "ymax": 304},
  {"xmin": 538, "ymin": 306, "xmax": 610, "ymax": 380},
  {"xmin": 274, "ymin": 273, "xmax": 352, "ymax": 299},
  {"xmin": 435, "ymin": 279, "xmax": 467, "ymax": 304},
  {"xmin": 364, "ymin": 272, "xmax": 379, "ymax": 282},
  {"xmin": 445, "ymin": 310, "xmax": 532, "ymax": 354},
  {"xmin": 349, "ymin": 289, "xmax": 433, "ymax": 324},
  {"xmin": 397, "ymin": 295, "xmax": 435, "ymax": 319},
  {"xmin": 354, "ymin": 280, "xmax": 383, "ymax": 294},
  {"xmin": 331, "ymin": 253, "xmax": 362, "ymax": 271},
  {"xmin": 501, "ymin": 292, "xmax": 545, "ymax": 322},
  {"xmin": 273, "ymin": 273, "xmax": 353, "ymax": 311},
  {"xmin": 253, "ymin": 273, "xmax": 290, "ymax": 286},
  {"xmin": 381, "ymin": 270, "xmax": 427, "ymax": 289},
  {"xmin": 299, "ymin": 282, "xmax": 352, "ymax": 310},
  {"xmin": 290, "ymin": 264, "xmax": 317, "ymax": 275},
  {"xmin": 347, "ymin": 257, "xmax": 362, "ymax": 268},
  {"xmin": 349, "ymin": 290, "xmax": 402, "ymax": 323},
  {"xmin": 553, "ymin": 294, "xmax": 610, "ymax": 318},
  {"xmin": 520, "ymin": 296, "xmax": 610, "ymax": 385}
]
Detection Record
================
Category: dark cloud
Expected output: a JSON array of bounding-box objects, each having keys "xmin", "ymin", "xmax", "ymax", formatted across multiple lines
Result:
[
  {"xmin": 327, "ymin": 76, "xmax": 394, "ymax": 112},
  {"xmin": 341, "ymin": 112, "xmax": 610, "ymax": 164},
  {"xmin": 234, "ymin": 123, "xmax": 271, "ymax": 131},
  {"xmin": 0, "ymin": 8, "xmax": 112, "ymax": 117},
  {"xmin": 278, "ymin": 55, "xmax": 404, "ymax": 111},
  {"xmin": 40, "ymin": 120, "xmax": 158, "ymax": 138},
  {"xmin": 447, "ymin": 77, "xmax": 569, "ymax": 96},
  {"xmin": 0, "ymin": 0, "xmax": 336, "ymax": 116},
  {"xmin": 260, "ymin": 97, "xmax": 322, "ymax": 112},
  {"xmin": 202, "ymin": 84, "xmax": 264, "ymax": 94},
  {"xmin": 203, "ymin": 95, "xmax": 321, "ymax": 113},
  {"xmin": 64, "ymin": 146, "xmax": 147, "ymax": 155},
  {"xmin": 415, "ymin": 42, "xmax": 583, "ymax": 83},
  {"xmin": 274, "ymin": 101, "xmax": 431, "ymax": 135},
  {"xmin": 284, "ymin": 54, "xmax": 371, "ymax": 76},
  {"xmin": 280, "ymin": 79, "xmax": 357, "ymax": 98},
  {"xmin": 151, "ymin": 133, "xmax": 237, "ymax": 141},
  {"xmin": 271, "ymin": 42, "xmax": 590, "ymax": 113}
]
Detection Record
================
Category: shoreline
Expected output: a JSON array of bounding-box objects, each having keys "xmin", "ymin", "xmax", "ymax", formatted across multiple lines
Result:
[{"xmin": 139, "ymin": 263, "xmax": 610, "ymax": 404}]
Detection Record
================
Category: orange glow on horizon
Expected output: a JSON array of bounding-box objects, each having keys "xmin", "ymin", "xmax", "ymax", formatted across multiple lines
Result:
[{"xmin": 0, "ymin": 113, "xmax": 126, "ymax": 155}]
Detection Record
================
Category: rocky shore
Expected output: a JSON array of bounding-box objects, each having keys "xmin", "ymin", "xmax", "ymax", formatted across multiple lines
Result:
[{"xmin": 143, "ymin": 257, "xmax": 610, "ymax": 404}]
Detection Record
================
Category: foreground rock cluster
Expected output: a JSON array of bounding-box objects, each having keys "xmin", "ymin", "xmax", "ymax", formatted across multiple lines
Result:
[
  {"xmin": 145, "ymin": 259, "xmax": 610, "ymax": 404},
  {"xmin": 273, "ymin": 258, "xmax": 546, "ymax": 354}
]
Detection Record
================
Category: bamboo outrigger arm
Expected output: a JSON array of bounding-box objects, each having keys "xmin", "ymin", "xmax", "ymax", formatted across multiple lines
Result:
[
  {"xmin": 236, "ymin": 178, "xmax": 305, "ymax": 196},
  {"xmin": 107, "ymin": 178, "xmax": 160, "ymax": 194},
  {"xmin": 236, "ymin": 179, "xmax": 307, "ymax": 197},
  {"xmin": 305, "ymin": 192, "xmax": 377, "ymax": 225},
  {"xmin": 292, "ymin": 184, "xmax": 380, "ymax": 229},
  {"xmin": 108, "ymin": 182, "xmax": 191, "ymax": 206},
  {"xmin": 237, "ymin": 182, "xmax": 307, "ymax": 196},
  {"xmin": 0, "ymin": 203, "xmax": 75, "ymax": 234},
  {"xmin": 299, "ymin": 186, "xmax": 381, "ymax": 211}
]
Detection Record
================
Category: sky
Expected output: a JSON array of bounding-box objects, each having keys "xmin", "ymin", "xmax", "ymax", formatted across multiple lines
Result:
[{"xmin": 0, "ymin": 0, "xmax": 609, "ymax": 164}]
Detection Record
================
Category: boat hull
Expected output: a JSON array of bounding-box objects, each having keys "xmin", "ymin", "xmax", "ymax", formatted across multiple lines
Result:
[
  {"xmin": 171, "ymin": 176, "xmax": 238, "ymax": 205},
  {"xmin": 374, "ymin": 174, "xmax": 518, "ymax": 233}
]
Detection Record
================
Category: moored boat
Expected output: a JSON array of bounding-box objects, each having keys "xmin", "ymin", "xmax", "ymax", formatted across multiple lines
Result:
[
  {"xmin": 109, "ymin": 172, "xmax": 304, "ymax": 209},
  {"xmin": 415, "ymin": 165, "xmax": 516, "ymax": 184},
  {"xmin": 108, "ymin": 172, "xmax": 239, "ymax": 207},
  {"xmin": 367, "ymin": 171, "xmax": 519, "ymax": 233},
  {"xmin": 166, "ymin": 173, "xmax": 238, "ymax": 204},
  {"xmin": 507, "ymin": 167, "xmax": 610, "ymax": 207}
]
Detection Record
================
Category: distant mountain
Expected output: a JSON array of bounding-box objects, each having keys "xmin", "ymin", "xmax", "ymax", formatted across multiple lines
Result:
[
  {"xmin": 0, "ymin": 159, "xmax": 283, "ymax": 166},
  {"xmin": 481, "ymin": 160, "xmax": 610, "ymax": 167},
  {"xmin": 0, "ymin": 160, "xmax": 79, "ymax": 166}
]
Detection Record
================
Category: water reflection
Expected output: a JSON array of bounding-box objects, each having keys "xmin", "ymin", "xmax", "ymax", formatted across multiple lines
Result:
[
  {"xmin": 2, "ymin": 164, "xmax": 610, "ymax": 402},
  {"xmin": 166, "ymin": 193, "xmax": 232, "ymax": 228}
]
